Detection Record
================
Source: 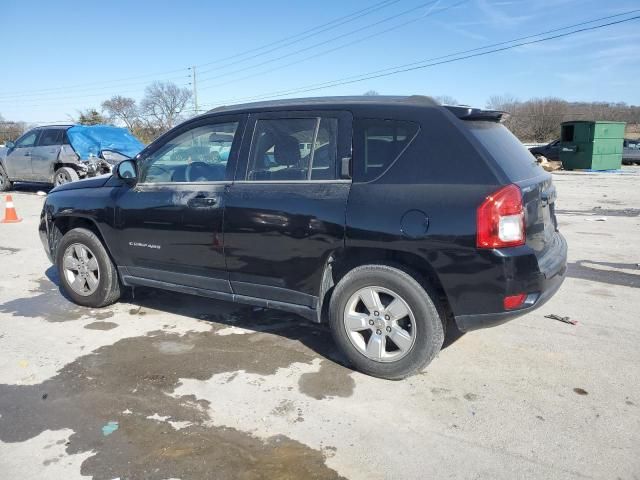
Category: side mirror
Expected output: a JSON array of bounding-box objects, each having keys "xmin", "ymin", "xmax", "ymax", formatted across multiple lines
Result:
[
  {"xmin": 5, "ymin": 141, "xmax": 15, "ymax": 149},
  {"xmin": 116, "ymin": 159, "xmax": 138, "ymax": 183}
]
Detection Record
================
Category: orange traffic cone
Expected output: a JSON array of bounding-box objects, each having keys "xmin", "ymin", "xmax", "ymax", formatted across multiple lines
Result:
[{"xmin": 1, "ymin": 195, "xmax": 22, "ymax": 223}]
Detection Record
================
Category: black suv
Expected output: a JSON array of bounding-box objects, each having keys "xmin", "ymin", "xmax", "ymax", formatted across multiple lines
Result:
[{"xmin": 39, "ymin": 96, "xmax": 567, "ymax": 379}]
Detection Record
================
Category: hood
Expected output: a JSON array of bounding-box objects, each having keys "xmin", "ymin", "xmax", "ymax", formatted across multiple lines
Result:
[{"xmin": 50, "ymin": 174, "xmax": 112, "ymax": 193}]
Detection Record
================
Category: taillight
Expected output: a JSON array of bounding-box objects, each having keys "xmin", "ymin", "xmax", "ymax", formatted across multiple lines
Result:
[
  {"xmin": 503, "ymin": 293, "xmax": 527, "ymax": 310},
  {"xmin": 477, "ymin": 184, "xmax": 525, "ymax": 249}
]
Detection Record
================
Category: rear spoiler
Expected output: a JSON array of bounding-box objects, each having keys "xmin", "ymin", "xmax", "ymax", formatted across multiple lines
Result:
[{"xmin": 445, "ymin": 106, "xmax": 509, "ymax": 122}]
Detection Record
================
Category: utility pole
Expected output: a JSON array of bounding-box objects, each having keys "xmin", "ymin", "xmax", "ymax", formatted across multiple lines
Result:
[{"xmin": 191, "ymin": 65, "xmax": 199, "ymax": 115}]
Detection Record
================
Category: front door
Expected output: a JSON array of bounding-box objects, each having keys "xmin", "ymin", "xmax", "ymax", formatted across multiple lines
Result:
[
  {"xmin": 4, "ymin": 130, "xmax": 40, "ymax": 181},
  {"xmin": 113, "ymin": 115, "xmax": 245, "ymax": 293},
  {"xmin": 31, "ymin": 128, "xmax": 64, "ymax": 182},
  {"xmin": 224, "ymin": 110, "xmax": 352, "ymax": 307}
]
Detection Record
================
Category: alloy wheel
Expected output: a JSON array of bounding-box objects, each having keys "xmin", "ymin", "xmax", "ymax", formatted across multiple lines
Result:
[
  {"xmin": 55, "ymin": 170, "xmax": 72, "ymax": 185},
  {"xmin": 343, "ymin": 286, "xmax": 416, "ymax": 362},
  {"xmin": 62, "ymin": 243, "xmax": 100, "ymax": 296}
]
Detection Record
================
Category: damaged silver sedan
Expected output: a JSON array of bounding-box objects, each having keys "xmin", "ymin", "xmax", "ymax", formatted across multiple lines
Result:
[{"xmin": 0, "ymin": 124, "xmax": 143, "ymax": 190}]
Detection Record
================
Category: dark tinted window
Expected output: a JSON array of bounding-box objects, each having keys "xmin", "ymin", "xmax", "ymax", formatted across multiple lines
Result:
[
  {"xmin": 247, "ymin": 117, "xmax": 338, "ymax": 181},
  {"xmin": 354, "ymin": 119, "xmax": 419, "ymax": 182},
  {"xmin": 466, "ymin": 121, "xmax": 543, "ymax": 181},
  {"xmin": 38, "ymin": 129, "xmax": 64, "ymax": 146}
]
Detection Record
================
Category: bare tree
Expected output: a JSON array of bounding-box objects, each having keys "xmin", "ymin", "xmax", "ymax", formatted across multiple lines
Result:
[
  {"xmin": 0, "ymin": 114, "xmax": 29, "ymax": 143},
  {"xmin": 363, "ymin": 90, "xmax": 380, "ymax": 96},
  {"xmin": 140, "ymin": 81, "xmax": 192, "ymax": 132},
  {"xmin": 433, "ymin": 95, "xmax": 458, "ymax": 105},
  {"xmin": 102, "ymin": 96, "xmax": 139, "ymax": 131}
]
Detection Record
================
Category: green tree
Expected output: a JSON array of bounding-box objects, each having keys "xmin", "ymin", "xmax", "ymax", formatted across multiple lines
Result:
[{"xmin": 77, "ymin": 108, "xmax": 107, "ymax": 125}]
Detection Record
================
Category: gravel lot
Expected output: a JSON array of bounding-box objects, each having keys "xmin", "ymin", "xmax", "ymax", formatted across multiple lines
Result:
[{"xmin": 1, "ymin": 169, "xmax": 639, "ymax": 480}]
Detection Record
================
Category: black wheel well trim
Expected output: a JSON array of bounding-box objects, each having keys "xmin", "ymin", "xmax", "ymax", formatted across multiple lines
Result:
[
  {"xmin": 316, "ymin": 246, "xmax": 452, "ymax": 324},
  {"xmin": 51, "ymin": 215, "xmax": 117, "ymax": 267}
]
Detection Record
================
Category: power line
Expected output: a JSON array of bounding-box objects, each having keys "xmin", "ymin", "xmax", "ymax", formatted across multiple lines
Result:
[
  {"xmin": 196, "ymin": 0, "xmax": 445, "ymax": 84},
  {"xmin": 0, "ymin": 0, "xmax": 399, "ymax": 100},
  {"xmin": 197, "ymin": 11, "xmax": 640, "ymax": 109},
  {"xmin": 197, "ymin": 0, "xmax": 467, "ymax": 92},
  {"xmin": 196, "ymin": 0, "xmax": 401, "ymax": 73}
]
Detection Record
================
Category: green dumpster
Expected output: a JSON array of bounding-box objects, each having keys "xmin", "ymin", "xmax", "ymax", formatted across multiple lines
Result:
[{"xmin": 560, "ymin": 121, "xmax": 625, "ymax": 170}]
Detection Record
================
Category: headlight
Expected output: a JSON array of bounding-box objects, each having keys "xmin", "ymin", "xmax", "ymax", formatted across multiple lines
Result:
[{"xmin": 101, "ymin": 150, "xmax": 129, "ymax": 164}]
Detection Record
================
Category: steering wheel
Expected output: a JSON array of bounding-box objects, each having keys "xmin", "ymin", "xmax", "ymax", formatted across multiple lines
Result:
[{"xmin": 185, "ymin": 161, "xmax": 210, "ymax": 182}]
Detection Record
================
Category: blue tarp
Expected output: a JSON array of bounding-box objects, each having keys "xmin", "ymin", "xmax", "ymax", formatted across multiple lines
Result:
[{"xmin": 66, "ymin": 125, "xmax": 144, "ymax": 160}]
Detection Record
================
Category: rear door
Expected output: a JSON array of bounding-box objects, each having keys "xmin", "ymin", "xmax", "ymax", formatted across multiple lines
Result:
[
  {"xmin": 465, "ymin": 121, "xmax": 560, "ymax": 256},
  {"xmin": 31, "ymin": 128, "xmax": 64, "ymax": 182},
  {"xmin": 113, "ymin": 115, "xmax": 245, "ymax": 292},
  {"xmin": 4, "ymin": 129, "xmax": 40, "ymax": 180},
  {"xmin": 224, "ymin": 110, "xmax": 352, "ymax": 307}
]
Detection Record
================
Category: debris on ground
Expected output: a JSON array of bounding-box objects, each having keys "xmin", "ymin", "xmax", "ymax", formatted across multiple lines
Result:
[
  {"xmin": 535, "ymin": 155, "xmax": 562, "ymax": 172},
  {"xmin": 102, "ymin": 421, "xmax": 119, "ymax": 436},
  {"xmin": 545, "ymin": 314, "xmax": 578, "ymax": 325}
]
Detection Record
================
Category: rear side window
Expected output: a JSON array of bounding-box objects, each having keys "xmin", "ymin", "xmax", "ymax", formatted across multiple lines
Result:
[
  {"xmin": 247, "ymin": 117, "xmax": 338, "ymax": 181},
  {"xmin": 38, "ymin": 129, "xmax": 63, "ymax": 146},
  {"xmin": 466, "ymin": 121, "xmax": 543, "ymax": 181},
  {"xmin": 354, "ymin": 119, "xmax": 419, "ymax": 182}
]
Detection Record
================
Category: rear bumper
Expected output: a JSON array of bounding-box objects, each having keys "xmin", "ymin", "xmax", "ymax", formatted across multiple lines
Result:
[{"xmin": 454, "ymin": 233, "xmax": 568, "ymax": 332}]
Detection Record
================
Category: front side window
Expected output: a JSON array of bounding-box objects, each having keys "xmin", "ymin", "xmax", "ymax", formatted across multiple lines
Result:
[
  {"xmin": 38, "ymin": 129, "xmax": 63, "ymax": 147},
  {"xmin": 14, "ymin": 131, "xmax": 39, "ymax": 148},
  {"xmin": 247, "ymin": 117, "xmax": 338, "ymax": 181},
  {"xmin": 140, "ymin": 121, "xmax": 238, "ymax": 183},
  {"xmin": 354, "ymin": 119, "xmax": 419, "ymax": 182}
]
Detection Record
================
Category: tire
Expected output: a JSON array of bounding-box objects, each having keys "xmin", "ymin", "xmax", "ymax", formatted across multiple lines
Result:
[
  {"xmin": 0, "ymin": 166, "xmax": 12, "ymax": 192},
  {"xmin": 329, "ymin": 264, "xmax": 444, "ymax": 380},
  {"xmin": 55, "ymin": 227, "xmax": 121, "ymax": 308},
  {"xmin": 54, "ymin": 167, "xmax": 79, "ymax": 186}
]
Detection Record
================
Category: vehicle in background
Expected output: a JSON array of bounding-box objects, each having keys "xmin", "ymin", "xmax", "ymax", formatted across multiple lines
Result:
[
  {"xmin": 0, "ymin": 124, "xmax": 143, "ymax": 191},
  {"xmin": 529, "ymin": 139, "xmax": 561, "ymax": 160},
  {"xmin": 622, "ymin": 138, "xmax": 640, "ymax": 165},
  {"xmin": 39, "ymin": 96, "xmax": 567, "ymax": 379}
]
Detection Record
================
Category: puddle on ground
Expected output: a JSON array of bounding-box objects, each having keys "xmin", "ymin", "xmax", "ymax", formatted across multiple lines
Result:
[
  {"xmin": 567, "ymin": 261, "xmax": 639, "ymax": 289},
  {"xmin": 0, "ymin": 277, "xmax": 86, "ymax": 322},
  {"xmin": 298, "ymin": 360, "xmax": 355, "ymax": 400},
  {"xmin": 84, "ymin": 321, "xmax": 118, "ymax": 331},
  {"xmin": 0, "ymin": 325, "xmax": 345, "ymax": 479}
]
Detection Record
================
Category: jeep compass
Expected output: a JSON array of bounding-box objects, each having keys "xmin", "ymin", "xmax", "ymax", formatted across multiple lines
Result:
[{"xmin": 39, "ymin": 96, "xmax": 567, "ymax": 379}]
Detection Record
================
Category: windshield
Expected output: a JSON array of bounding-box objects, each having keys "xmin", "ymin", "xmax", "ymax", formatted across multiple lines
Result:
[{"xmin": 66, "ymin": 125, "xmax": 144, "ymax": 160}]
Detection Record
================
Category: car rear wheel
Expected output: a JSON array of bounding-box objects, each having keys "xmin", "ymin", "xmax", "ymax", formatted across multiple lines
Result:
[
  {"xmin": 0, "ymin": 166, "xmax": 12, "ymax": 192},
  {"xmin": 54, "ymin": 167, "xmax": 79, "ymax": 186},
  {"xmin": 55, "ymin": 227, "xmax": 121, "ymax": 308},
  {"xmin": 329, "ymin": 264, "xmax": 444, "ymax": 380}
]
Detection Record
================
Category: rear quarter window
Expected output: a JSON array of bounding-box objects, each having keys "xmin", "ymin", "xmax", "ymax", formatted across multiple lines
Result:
[
  {"xmin": 466, "ymin": 121, "xmax": 543, "ymax": 181},
  {"xmin": 354, "ymin": 118, "xmax": 419, "ymax": 182}
]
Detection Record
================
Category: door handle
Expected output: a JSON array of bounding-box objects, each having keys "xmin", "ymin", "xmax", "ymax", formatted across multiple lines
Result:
[
  {"xmin": 24, "ymin": 151, "xmax": 31, "ymax": 156},
  {"xmin": 188, "ymin": 196, "xmax": 218, "ymax": 208}
]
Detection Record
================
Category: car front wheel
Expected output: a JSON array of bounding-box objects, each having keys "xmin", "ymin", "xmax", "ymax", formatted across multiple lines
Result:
[
  {"xmin": 0, "ymin": 166, "xmax": 12, "ymax": 192},
  {"xmin": 55, "ymin": 227, "xmax": 121, "ymax": 308},
  {"xmin": 329, "ymin": 264, "xmax": 444, "ymax": 380},
  {"xmin": 54, "ymin": 167, "xmax": 79, "ymax": 186}
]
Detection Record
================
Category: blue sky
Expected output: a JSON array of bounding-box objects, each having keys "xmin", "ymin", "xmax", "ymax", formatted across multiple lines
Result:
[{"xmin": 1, "ymin": 0, "xmax": 638, "ymax": 124}]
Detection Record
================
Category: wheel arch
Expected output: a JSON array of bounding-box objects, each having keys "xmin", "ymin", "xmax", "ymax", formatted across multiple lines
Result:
[
  {"xmin": 316, "ymin": 246, "xmax": 451, "ymax": 324},
  {"xmin": 51, "ymin": 215, "xmax": 116, "ymax": 266}
]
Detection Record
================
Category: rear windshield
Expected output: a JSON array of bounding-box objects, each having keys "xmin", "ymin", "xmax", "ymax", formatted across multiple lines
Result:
[{"xmin": 466, "ymin": 121, "xmax": 543, "ymax": 181}]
